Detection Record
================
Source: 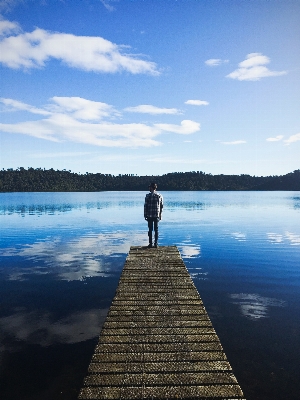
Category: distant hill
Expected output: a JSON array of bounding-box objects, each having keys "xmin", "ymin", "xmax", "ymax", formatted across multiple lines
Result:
[{"xmin": 0, "ymin": 167, "xmax": 299, "ymax": 192}]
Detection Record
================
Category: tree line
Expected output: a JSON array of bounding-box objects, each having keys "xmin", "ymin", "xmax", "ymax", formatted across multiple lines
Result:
[{"xmin": 0, "ymin": 167, "xmax": 299, "ymax": 192}]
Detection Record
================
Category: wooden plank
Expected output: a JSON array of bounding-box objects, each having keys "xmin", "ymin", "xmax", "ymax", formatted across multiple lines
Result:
[{"xmin": 78, "ymin": 246, "xmax": 245, "ymax": 399}]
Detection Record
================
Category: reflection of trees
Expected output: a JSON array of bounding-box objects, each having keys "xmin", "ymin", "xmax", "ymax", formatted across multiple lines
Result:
[
  {"xmin": 2, "ymin": 204, "xmax": 73, "ymax": 215},
  {"xmin": 166, "ymin": 201, "xmax": 206, "ymax": 210},
  {"xmin": 292, "ymin": 196, "xmax": 300, "ymax": 210},
  {"xmin": 1, "ymin": 167, "xmax": 300, "ymax": 192}
]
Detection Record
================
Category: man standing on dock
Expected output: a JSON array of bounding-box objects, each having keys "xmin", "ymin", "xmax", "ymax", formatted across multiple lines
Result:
[{"xmin": 144, "ymin": 182, "xmax": 163, "ymax": 248}]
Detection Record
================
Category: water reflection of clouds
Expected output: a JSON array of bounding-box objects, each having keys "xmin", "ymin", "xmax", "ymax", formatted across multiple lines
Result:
[
  {"xmin": 189, "ymin": 269, "xmax": 208, "ymax": 280},
  {"xmin": 178, "ymin": 244, "xmax": 201, "ymax": 258},
  {"xmin": 285, "ymin": 232, "xmax": 300, "ymax": 245},
  {"xmin": 267, "ymin": 231, "xmax": 300, "ymax": 246},
  {"xmin": 178, "ymin": 242, "xmax": 205, "ymax": 279},
  {"xmin": 178, "ymin": 238, "xmax": 201, "ymax": 258},
  {"xmin": 267, "ymin": 233, "xmax": 283, "ymax": 243},
  {"xmin": 1, "ymin": 231, "xmax": 146, "ymax": 281},
  {"xmin": 0, "ymin": 308, "xmax": 108, "ymax": 348},
  {"xmin": 230, "ymin": 293, "xmax": 286, "ymax": 320},
  {"xmin": 229, "ymin": 231, "xmax": 300, "ymax": 246},
  {"xmin": 231, "ymin": 232, "xmax": 246, "ymax": 241}
]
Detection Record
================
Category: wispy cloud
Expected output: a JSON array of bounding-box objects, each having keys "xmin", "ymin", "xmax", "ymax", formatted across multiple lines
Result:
[
  {"xmin": 205, "ymin": 58, "xmax": 228, "ymax": 66},
  {"xmin": 49, "ymin": 97, "xmax": 120, "ymax": 121},
  {"xmin": 154, "ymin": 120, "xmax": 200, "ymax": 135},
  {"xmin": 31, "ymin": 151, "xmax": 92, "ymax": 159},
  {"xmin": 0, "ymin": 97, "xmax": 201, "ymax": 147},
  {"xmin": 0, "ymin": 19, "xmax": 159, "ymax": 75},
  {"xmin": 0, "ymin": 115, "xmax": 161, "ymax": 147},
  {"xmin": 146, "ymin": 156, "xmax": 205, "ymax": 164},
  {"xmin": 227, "ymin": 53, "xmax": 287, "ymax": 81},
  {"xmin": 284, "ymin": 132, "xmax": 300, "ymax": 145},
  {"xmin": 100, "ymin": 0, "xmax": 117, "ymax": 12},
  {"xmin": 221, "ymin": 140, "xmax": 247, "ymax": 145},
  {"xmin": 266, "ymin": 133, "xmax": 300, "ymax": 145},
  {"xmin": 0, "ymin": 97, "xmax": 51, "ymax": 116},
  {"xmin": 266, "ymin": 135, "xmax": 284, "ymax": 142},
  {"xmin": 0, "ymin": 18, "xmax": 20, "ymax": 35},
  {"xmin": 185, "ymin": 100, "xmax": 209, "ymax": 106},
  {"xmin": 124, "ymin": 104, "xmax": 181, "ymax": 115},
  {"xmin": 0, "ymin": 0, "xmax": 21, "ymax": 13},
  {"xmin": 1, "ymin": 97, "xmax": 119, "ymax": 120}
]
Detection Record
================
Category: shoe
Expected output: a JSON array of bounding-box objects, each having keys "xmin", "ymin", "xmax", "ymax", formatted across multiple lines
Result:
[
  {"xmin": 154, "ymin": 243, "xmax": 158, "ymax": 248},
  {"xmin": 147, "ymin": 243, "xmax": 152, "ymax": 248}
]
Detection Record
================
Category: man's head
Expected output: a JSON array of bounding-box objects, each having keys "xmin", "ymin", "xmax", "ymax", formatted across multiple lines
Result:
[{"xmin": 149, "ymin": 182, "xmax": 157, "ymax": 192}]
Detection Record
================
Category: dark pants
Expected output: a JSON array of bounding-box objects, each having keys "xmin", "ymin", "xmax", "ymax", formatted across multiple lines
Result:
[{"xmin": 147, "ymin": 217, "xmax": 159, "ymax": 244}]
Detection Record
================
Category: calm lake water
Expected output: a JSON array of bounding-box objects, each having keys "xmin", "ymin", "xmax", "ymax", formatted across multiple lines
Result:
[{"xmin": 0, "ymin": 191, "xmax": 300, "ymax": 400}]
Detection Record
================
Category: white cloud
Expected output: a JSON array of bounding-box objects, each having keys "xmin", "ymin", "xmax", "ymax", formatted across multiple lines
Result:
[
  {"xmin": 0, "ymin": 97, "xmax": 201, "ymax": 147},
  {"xmin": 0, "ymin": 19, "xmax": 159, "ymax": 75},
  {"xmin": 266, "ymin": 135, "xmax": 284, "ymax": 142},
  {"xmin": 185, "ymin": 100, "xmax": 209, "ymax": 106},
  {"xmin": 227, "ymin": 53, "xmax": 287, "ymax": 81},
  {"xmin": 154, "ymin": 120, "xmax": 200, "ymax": 135},
  {"xmin": 49, "ymin": 97, "xmax": 119, "ymax": 121},
  {"xmin": 0, "ymin": 97, "xmax": 51, "ymax": 115},
  {"xmin": 205, "ymin": 58, "xmax": 228, "ymax": 66},
  {"xmin": 0, "ymin": 96, "xmax": 118, "ymax": 120},
  {"xmin": 0, "ymin": 18, "xmax": 19, "ymax": 35},
  {"xmin": 124, "ymin": 104, "xmax": 181, "ymax": 115},
  {"xmin": 31, "ymin": 151, "xmax": 92, "ymax": 159},
  {"xmin": 221, "ymin": 140, "xmax": 247, "ymax": 145},
  {"xmin": 239, "ymin": 53, "xmax": 270, "ymax": 68},
  {"xmin": 284, "ymin": 132, "xmax": 300, "ymax": 145},
  {"xmin": 0, "ymin": 118, "xmax": 60, "ymax": 142},
  {"xmin": 0, "ymin": 116, "xmax": 161, "ymax": 147}
]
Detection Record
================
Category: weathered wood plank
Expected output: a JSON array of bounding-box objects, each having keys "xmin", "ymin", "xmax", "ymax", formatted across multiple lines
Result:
[{"xmin": 78, "ymin": 246, "xmax": 245, "ymax": 399}]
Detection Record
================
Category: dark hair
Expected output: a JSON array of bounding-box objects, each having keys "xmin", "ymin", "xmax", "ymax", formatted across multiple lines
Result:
[{"xmin": 149, "ymin": 182, "xmax": 157, "ymax": 190}]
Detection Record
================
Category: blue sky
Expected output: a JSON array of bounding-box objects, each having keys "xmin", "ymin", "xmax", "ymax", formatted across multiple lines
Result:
[{"xmin": 0, "ymin": 0, "xmax": 299, "ymax": 176}]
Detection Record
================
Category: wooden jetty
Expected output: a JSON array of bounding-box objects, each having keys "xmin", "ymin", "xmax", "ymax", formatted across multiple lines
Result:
[{"xmin": 78, "ymin": 246, "xmax": 245, "ymax": 399}]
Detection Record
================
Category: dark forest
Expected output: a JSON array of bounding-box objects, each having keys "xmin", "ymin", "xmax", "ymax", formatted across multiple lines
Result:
[{"xmin": 0, "ymin": 167, "xmax": 299, "ymax": 192}]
